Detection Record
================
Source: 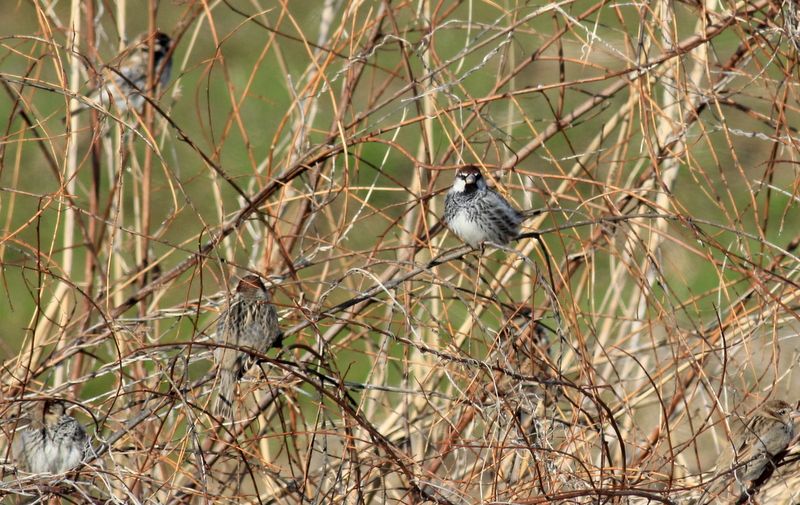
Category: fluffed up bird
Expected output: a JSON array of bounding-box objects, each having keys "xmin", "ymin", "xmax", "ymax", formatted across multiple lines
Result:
[
  {"xmin": 706, "ymin": 399, "xmax": 800, "ymax": 502},
  {"xmin": 12, "ymin": 399, "xmax": 88, "ymax": 474},
  {"xmin": 444, "ymin": 166, "xmax": 524, "ymax": 248},
  {"xmin": 214, "ymin": 274, "xmax": 283, "ymax": 418},
  {"xmin": 73, "ymin": 31, "xmax": 173, "ymax": 115}
]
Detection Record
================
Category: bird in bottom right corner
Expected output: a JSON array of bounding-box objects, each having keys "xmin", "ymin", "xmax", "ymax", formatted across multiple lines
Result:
[
  {"xmin": 706, "ymin": 399, "xmax": 800, "ymax": 502},
  {"xmin": 213, "ymin": 274, "xmax": 283, "ymax": 419},
  {"xmin": 12, "ymin": 399, "xmax": 88, "ymax": 474},
  {"xmin": 443, "ymin": 165, "xmax": 524, "ymax": 248}
]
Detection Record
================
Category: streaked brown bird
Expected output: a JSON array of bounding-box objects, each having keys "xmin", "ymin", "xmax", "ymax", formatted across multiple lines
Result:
[
  {"xmin": 707, "ymin": 399, "xmax": 799, "ymax": 502},
  {"xmin": 214, "ymin": 275, "xmax": 282, "ymax": 418},
  {"xmin": 74, "ymin": 31, "xmax": 173, "ymax": 115},
  {"xmin": 12, "ymin": 400, "xmax": 88, "ymax": 474}
]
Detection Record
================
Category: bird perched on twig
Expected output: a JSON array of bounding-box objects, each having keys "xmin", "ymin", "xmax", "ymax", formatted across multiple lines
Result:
[
  {"xmin": 214, "ymin": 274, "xmax": 283, "ymax": 418},
  {"xmin": 783, "ymin": 0, "xmax": 800, "ymax": 53},
  {"xmin": 72, "ymin": 31, "xmax": 173, "ymax": 116},
  {"xmin": 12, "ymin": 399, "xmax": 88, "ymax": 474},
  {"xmin": 444, "ymin": 166, "xmax": 524, "ymax": 248},
  {"xmin": 705, "ymin": 399, "xmax": 800, "ymax": 503}
]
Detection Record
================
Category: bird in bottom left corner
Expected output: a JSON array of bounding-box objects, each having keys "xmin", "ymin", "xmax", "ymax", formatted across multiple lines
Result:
[
  {"xmin": 13, "ymin": 399, "xmax": 88, "ymax": 474},
  {"xmin": 214, "ymin": 274, "xmax": 283, "ymax": 419}
]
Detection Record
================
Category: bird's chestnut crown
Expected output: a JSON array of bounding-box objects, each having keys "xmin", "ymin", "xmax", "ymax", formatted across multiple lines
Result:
[{"xmin": 236, "ymin": 274, "xmax": 268, "ymax": 298}]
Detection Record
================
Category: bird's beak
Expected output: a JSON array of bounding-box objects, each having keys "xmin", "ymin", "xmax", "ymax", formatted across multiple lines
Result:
[
  {"xmin": 464, "ymin": 174, "xmax": 476, "ymax": 185},
  {"xmin": 790, "ymin": 408, "xmax": 800, "ymax": 421}
]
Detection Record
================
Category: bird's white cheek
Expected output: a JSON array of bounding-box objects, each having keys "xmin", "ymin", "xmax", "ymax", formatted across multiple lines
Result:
[{"xmin": 451, "ymin": 179, "xmax": 466, "ymax": 192}]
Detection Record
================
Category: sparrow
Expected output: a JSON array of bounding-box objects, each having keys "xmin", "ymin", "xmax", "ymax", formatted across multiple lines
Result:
[
  {"xmin": 12, "ymin": 399, "xmax": 88, "ymax": 474},
  {"xmin": 707, "ymin": 399, "xmax": 800, "ymax": 501},
  {"xmin": 74, "ymin": 31, "xmax": 173, "ymax": 115},
  {"xmin": 214, "ymin": 274, "xmax": 283, "ymax": 418},
  {"xmin": 783, "ymin": 0, "xmax": 800, "ymax": 52},
  {"xmin": 443, "ymin": 166, "xmax": 524, "ymax": 248}
]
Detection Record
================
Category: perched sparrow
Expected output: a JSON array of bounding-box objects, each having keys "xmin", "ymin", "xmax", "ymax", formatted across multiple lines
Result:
[
  {"xmin": 214, "ymin": 275, "xmax": 283, "ymax": 418},
  {"xmin": 708, "ymin": 399, "xmax": 800, "ymax": 501},
  {"xmin": 783, "ymin": 0, "xmax": 800, "ymax": 53},
  {"xmin": 443, "ymin": 166, "xmax": 524, "ymax": 248},
  {"xmin": 75, "ymin": 31, "xmax": 173, "ymax": 115},
  {"xmin": 12, "ymin": 400, "xmax": 88, "ymax": 474}
]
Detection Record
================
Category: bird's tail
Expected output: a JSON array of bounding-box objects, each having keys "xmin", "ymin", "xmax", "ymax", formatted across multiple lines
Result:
[
  {"xmin": 520, "ymin": 207, "xmax": 578, "ymax": 220},
  {"xmin": 272, "ymin": 331, "xmax": 285, "ymax": 350},
  {"xmin": 697, "ymin": 474, "xmax": 738, "ymax": 505},
  {"xmin": 214, "ymin": 368, "xmax": 236, "ymax": 419}
]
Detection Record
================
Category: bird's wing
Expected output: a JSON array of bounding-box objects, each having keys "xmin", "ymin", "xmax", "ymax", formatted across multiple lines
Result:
[
  {"xmin": 443, "ymin": 192, "xmax": 456, "ymax": 223},
  {"xmin": 485, "ymin": 190, "xmax": 522, "ymax": 234},
  {"xmin": 729, "ymin": 419, "xmax": 759, "ymax": 462}
]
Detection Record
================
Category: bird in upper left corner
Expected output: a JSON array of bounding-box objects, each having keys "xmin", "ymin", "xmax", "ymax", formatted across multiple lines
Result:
[
  {"xmin": 71, "ymin": 30, "xmax": 174, "ymax": 116},
  {"xmin": 443, "ymin": 165, "xmax": 524, "ymax": 248},
  {"xmin": 12, "ymin": 399, "xmax": 89, "ymax": 474}
]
